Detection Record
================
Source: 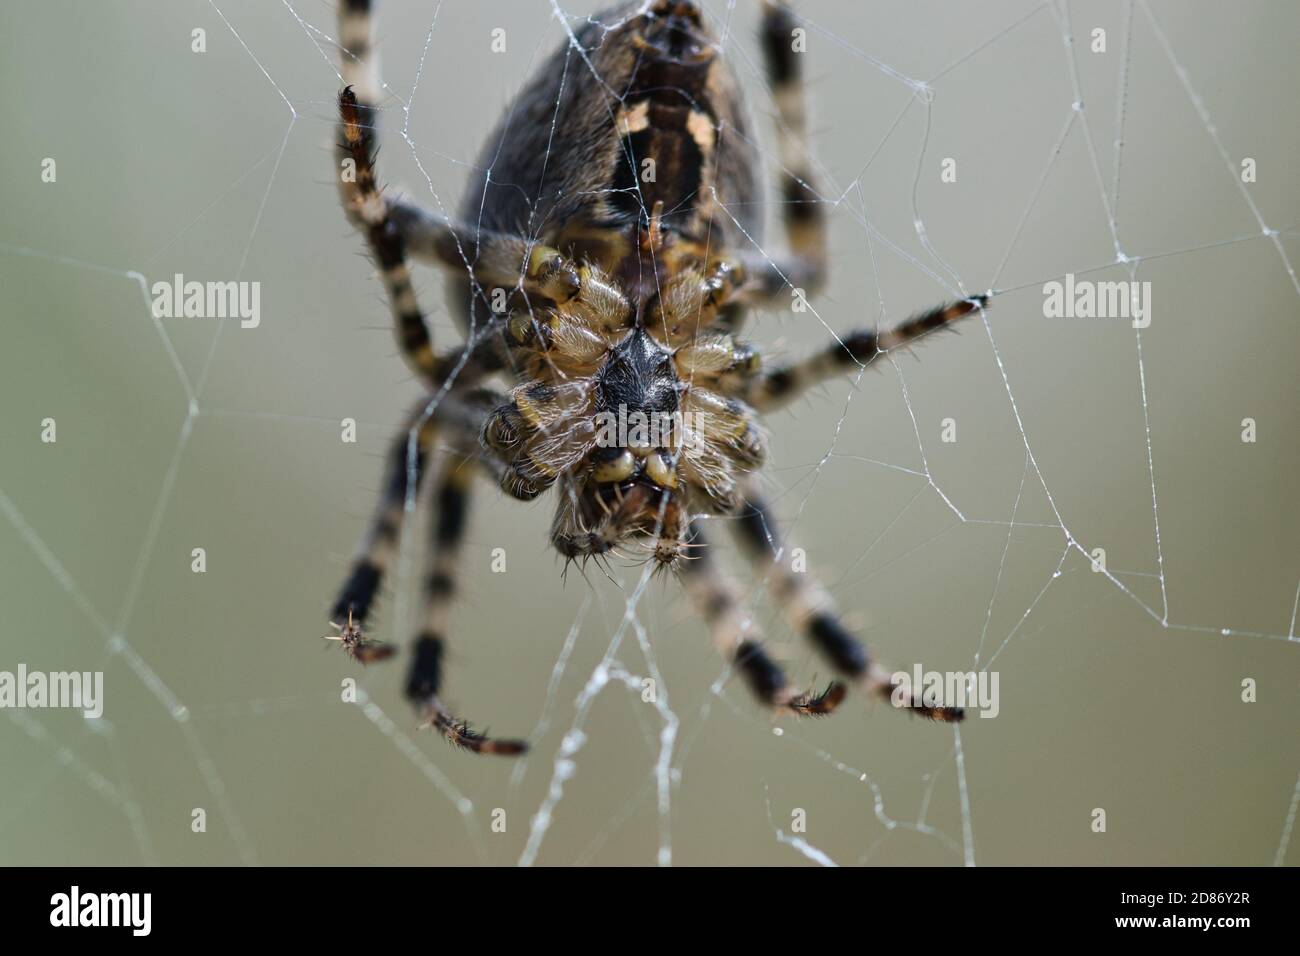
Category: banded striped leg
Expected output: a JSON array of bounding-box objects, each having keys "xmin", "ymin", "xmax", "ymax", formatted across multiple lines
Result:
[
  {"xmin": 722, "ymin": 297, "xmax": 987, "ymax": 412},
  {"xmin": 387, "ymin": 202, "xmax": 584, "ymax": 304},
  {"xmin": 409, "ymin": 455, "xmax": 528, "ymax": 755},
  {"xmin": 729, "ymin": 486, "xmax": 964, "ymax": 721},
  {"xmin": 328, "ymin": 410, "xmax": 437, "ymax": 660},
  {"xmin": 679, "ymin": 524, "xmax": 845, "ymax": 716},
  {"xmin": 381, "ymin": 383, "xmax": 554, "ymax": 509},
  {"xmin": 339, "ymin": 2, "xmax": 580, "ymax": 301},
  {"xmin": 336, "ymin": 73, "xmax": 438, "ymax": 382},
  {"xmin": 733, "ymin": 1, "xmax": 828, "ymax": 308}
]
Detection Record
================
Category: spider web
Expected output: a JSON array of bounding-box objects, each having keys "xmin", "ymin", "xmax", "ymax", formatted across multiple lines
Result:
[{"xmin": 1, "ymin": 0, "xmax": 1298, "ymax": 866}]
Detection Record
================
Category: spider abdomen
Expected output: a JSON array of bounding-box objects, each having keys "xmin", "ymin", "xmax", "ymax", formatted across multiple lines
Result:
[{"xmin": 446, "ymin": 1, "xmax": 760, "ymax": 335}]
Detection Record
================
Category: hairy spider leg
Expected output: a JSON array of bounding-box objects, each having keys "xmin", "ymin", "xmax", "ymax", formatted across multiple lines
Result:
[
  {"xmin": 329, "ymin": 406, "xmax": 436, "ymax": 637},
  {"xmin": 724, "ymin": 296, "xmax": 988, "ymax": 412},
  {"xmin": 728, "ymin": 484, "xmax": 964, "ymax": 722},
  {"xmin": 679, "ymin": 523, "xmax": 845, "ymax": 717},
  {"xmin": 729, "ymin": 1, "xmax": 829, "ymax": 313},
  {"xmin": 409, "ymin": 455, "xmax": 528, "ymax": 755}
]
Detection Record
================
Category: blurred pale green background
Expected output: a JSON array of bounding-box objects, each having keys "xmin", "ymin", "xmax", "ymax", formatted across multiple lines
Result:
[{"xmin": 1, "ymin": 0, "xmax": 1297, "ymax": 866}]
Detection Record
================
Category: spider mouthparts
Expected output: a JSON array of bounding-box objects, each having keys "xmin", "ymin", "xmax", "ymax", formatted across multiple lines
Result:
[{"xmin": 561, "ymin": 474, "xmax": 687, "ymax": 569}]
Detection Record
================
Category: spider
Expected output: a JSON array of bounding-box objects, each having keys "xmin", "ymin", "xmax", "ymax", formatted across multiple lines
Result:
[{"xmin": 328, "ymin": 0, "xmax": 980, "ymax": 755}]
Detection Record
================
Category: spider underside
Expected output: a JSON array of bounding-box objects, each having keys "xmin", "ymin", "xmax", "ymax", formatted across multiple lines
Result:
[{"xmin": 328, "ymin": 0, "xmax": 980, "ymax": 754}]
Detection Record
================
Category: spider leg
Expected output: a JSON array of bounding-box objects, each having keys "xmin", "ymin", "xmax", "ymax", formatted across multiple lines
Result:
[
  {"xmin": 338, "ymin": 2, "xmax": 583, "ymax": 314},
  {"xmin": 722, "ymin": 297, "xmax": 987, "ymax": 412},
  {"xmin": 389, "ymin": 382, "xmax": 577, "ymax": 510},
  {"xmin": 326, "ymin": 378, "xmax": 510, "ymax": 639},
  {"xmin": 679, "ymin": 523, "xmax": 845, "ymax": 717},
  {"xmin": 329, "ymin": 404, "xmax": 436, "ymax": 635},
  {"xmin": 339, "ymin": 0, "xmax": 536, "ymax": 384},
  {"xmin": 427, "ymin": 384, "xmax": 563, "ymax": 504},
  {"xmin": 726, "ymin": 1, "xmax": 828, "ymax": 317},
  {"xmin": 407, "ymin": 454, "xmax": 528, "ymax": 755},
  {"xmin": 387, "ymin": 202, "xmax": 584, "ymax": 306},
  {"xmin": 336, "ymin": 66, "xmax": 437, "ymax": 385},
  {"xmin": 728, "ymin": 483, "xmax": 964, "ymax": 721}
]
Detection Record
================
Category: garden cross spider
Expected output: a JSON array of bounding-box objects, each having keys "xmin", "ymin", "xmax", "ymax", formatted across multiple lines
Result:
[{"xmin": 329, "ymin": 0, "xmax": 978, "ymax": 754}]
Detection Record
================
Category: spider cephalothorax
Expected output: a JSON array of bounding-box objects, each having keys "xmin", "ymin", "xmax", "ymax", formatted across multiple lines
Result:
[
  {"xmin": 481, "ymin": 213, "xmax": 771, "ymax": 571},
  {"xmin": 327, "ymin": 0, "xmax": 977, "ymax": 755}
]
